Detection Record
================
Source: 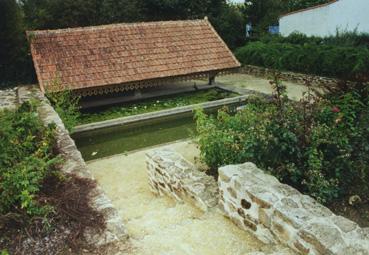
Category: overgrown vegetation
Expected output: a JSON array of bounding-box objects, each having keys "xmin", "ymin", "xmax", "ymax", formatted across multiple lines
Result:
[
  {"xmin": 0, "ymin": 0, "xmax": 34, "ymax": 88},
  {"xmin": 260, "ymin": 31, "xmax": 369, "ymax": 48},
  {"xmin": 0, "ymin": 101, "xmax": 59, "ymax": 217},
  {"xmin": 195, "ymin": 78, "xmax": 369, "ymax": 204},
  {"xmin": 235, "ymin": 41, "xmax": 369, "ymax": 81},
  {"xmin": 78, "ymin": 88, "xmax": 236, "ymax": 125},
  {"xmin": 0, "ymin": 101, "xmax": 104, "ymax": 254},
  {"xmin": 46, "ymin": 79, "xmax": 81, "ymax": 131}
]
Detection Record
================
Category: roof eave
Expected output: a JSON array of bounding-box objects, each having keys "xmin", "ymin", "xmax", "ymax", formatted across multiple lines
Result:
[{"xmin": 280, "ymin": 0, "xmax": 339, "ymax": 19}]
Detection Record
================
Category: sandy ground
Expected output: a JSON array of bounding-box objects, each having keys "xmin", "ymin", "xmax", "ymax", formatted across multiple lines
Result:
[
  {"xmin": 87, "ymin": 141, "xmax": 294, "ymax": 255},
  {"xmin": 217, "ymin": 74, "xmax": 309, "ymax": 101}
]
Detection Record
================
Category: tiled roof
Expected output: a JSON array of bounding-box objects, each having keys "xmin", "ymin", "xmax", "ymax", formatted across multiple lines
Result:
[{"xmin": 28, "ymin": 19, "xmax": 240, "ymax": 93}]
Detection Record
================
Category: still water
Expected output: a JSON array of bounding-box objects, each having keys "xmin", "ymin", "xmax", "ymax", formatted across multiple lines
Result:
[{"xmin": 73, "ymin": 114, "xmax": 196, "ymax": 161}]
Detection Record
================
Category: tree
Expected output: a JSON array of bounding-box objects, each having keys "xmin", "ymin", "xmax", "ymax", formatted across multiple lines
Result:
[
  {"xmin": 0, "ymin": 0, "xmax": 33, "ymax": 87},
  {"xmin": 243, "ymin": 0, "xmax": 283, "ymax": 34},
  {"xmin": 100, "ymin": 0, "xmax": 142, "ymax": 24},
  {"xmin": 138, "ymin": 0, "xmax": 213, "ymax": 21},
  {"xmin": 22, "ymin": 0, "xmax": 102, "ymax": 29},
  {"xmin": 211, "ymin": 4, "xmax": 246, "ymax": 49},
  {"xmin": 285, "ymin": 0, "xmax": 330, "ymax": 12}
]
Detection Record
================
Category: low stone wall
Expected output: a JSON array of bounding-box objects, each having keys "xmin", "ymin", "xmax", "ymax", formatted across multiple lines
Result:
[
  {"xmin": 146, "ymin": 148, "xmax": 219, "ymax": 211},
  {"xmin": 0, "ymin": 87, "xmax": 17, "ymax": 110},
  {"xmin": 239, "ymin": 65, "xmax": 367, "ymax": 88},
  {"xmin": 219, "ymin": 162, "xmax": 369, "ymax": 255},
  {"xmin": 16, "ymin": 86, "xmax": 128, "ymax": 247}
]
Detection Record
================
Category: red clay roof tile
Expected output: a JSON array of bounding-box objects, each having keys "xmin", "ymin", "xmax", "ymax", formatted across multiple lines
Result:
[{"xmin": 28, "ymin": 19, "xmax": 240, "ymax": 93}]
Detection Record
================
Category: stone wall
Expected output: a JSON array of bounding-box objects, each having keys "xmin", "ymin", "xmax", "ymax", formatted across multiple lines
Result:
[
  {"xmin": 146, "ymin": 148, "xmax": 219, "ymax": 211},
  {"xmin": 12, "ymin": 86, "xmax": 128, "ymax": 247},
  {"xmin": 219, "ymin": 162, "xmax": 369, "ymax": 255},
  {"xmin": 239, "ymin": 65, "xmax": 368, "ymax": 88},
  {"xmin": 0, "ymin": 87, "xmax": 17, "ymax": 110}
]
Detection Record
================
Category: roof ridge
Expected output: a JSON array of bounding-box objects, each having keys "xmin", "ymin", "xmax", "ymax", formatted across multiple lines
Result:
[
  {"xmin": 203, "ymin": 18, "xmax": 240, "ymax": 67},
  {"xmin": 28, "ymin": 18, "xmax": 240, "ymax": 93},
  {"xmin": 27, "ymin": 19, "xmax": 208, "ymax": 36},
  {"xmin": 280, "ymin": 0, "xmax": 339, "ymax": 18}
]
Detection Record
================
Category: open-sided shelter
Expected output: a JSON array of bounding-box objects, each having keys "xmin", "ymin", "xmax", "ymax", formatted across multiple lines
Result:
[{"xmin": 28, "ymin": 18, "xmax": 240, "ymax": 96}]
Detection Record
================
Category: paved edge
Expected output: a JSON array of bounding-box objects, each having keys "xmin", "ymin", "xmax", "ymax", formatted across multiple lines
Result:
[{"xmin": 73, "ymin": 93, "xmax": 250, "ymax": 133}]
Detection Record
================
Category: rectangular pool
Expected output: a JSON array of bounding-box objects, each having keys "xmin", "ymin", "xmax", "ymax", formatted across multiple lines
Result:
[{"xmin": 73, "ymin": 113, "xmax": 196, "ymax": 161}]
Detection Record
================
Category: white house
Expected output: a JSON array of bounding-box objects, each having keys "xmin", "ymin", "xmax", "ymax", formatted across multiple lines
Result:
[{"xmin": 279, "ymin": 0, "xmax": 369, "ymax": 37}]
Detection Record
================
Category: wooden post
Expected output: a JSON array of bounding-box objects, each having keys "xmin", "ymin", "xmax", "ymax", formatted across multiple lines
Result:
[{"xmin": 208, "ymin": 74, "xmax": 215, "ymax": 85}]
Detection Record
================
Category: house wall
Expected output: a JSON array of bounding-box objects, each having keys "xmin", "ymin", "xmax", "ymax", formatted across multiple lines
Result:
[{"xmin": 280, "ymin": 0, "xmax": 369, "ymax": 37}]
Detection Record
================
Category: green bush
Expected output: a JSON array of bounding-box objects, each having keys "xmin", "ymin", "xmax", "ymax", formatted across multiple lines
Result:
[
  {"xmin": 195, "ymin": 79, "xmax": 369, "ymax": 203},
  {"xmin": 46, "ymin": 79, "xmax": 80, "ymax": 131},
  {"xmin": 259, "ymin": 31, "xmax": 369, "ymax": 48},
  {"xmin": 235, "ymin": 41, "xmax": 369, "ymax": 81},
  {"xmin": 0, "ymin": 101, "xmax": 60, "ymax": 216}
]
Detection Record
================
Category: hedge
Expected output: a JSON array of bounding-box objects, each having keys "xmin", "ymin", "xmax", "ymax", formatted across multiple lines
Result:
[
  {"xmin": 259, "ymin": 32, "xmax": 369, "ymax": 48},
  {"xmin": 235, "ymin": 41, "xmax": 369, "ymax": 81}
]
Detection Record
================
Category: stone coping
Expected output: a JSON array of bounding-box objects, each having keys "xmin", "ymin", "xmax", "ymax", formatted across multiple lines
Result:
[
  {"xmin": 73, "ymin": 93, "xmax": 249, "ymax": 133},
  {"xmin": 239, "ymin": 65, "xmax": 369, "ymax": 88},
  {"xmin": 219, "ymin": 162, "xmax": 369, "ymax": 255},
  {"xmin": 0, "ymin": 87, "xmax": 17, "ymax": 110},
  {"xmin": 16, "ymin": 86, "xmax": 128, "ymax": 247}
]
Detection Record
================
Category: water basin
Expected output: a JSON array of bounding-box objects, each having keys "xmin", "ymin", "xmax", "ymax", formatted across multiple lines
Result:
[{"xmin": 73, "ymin": 114, "xmax": 195, "ymax": 161}]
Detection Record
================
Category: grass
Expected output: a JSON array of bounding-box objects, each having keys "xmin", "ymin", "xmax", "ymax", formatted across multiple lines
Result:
[{"xmin": 77, "ymin": 88, "xmax": 237, "ymax": 125}]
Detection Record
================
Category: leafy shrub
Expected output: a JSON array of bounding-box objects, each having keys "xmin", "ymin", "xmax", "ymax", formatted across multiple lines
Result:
[
  {"xmin": 0, "ymin": 102, "xmax": 107, "ymax": 253},
  {"xmin": 235, "ymin": 41, "xmax": 369, "ymax": 81},
  {"xmin": 195, "ymin": 79, "xmax": 369, "ymax": 203},
  {"xmin": 46, "ymin": 79, "xmax": 80, "ymax": 131},
  {"xmin": 260, "ymin": 31, "xmax": 369, "ymax": 48},
  {"xmin": 1, "ymin": 250, "xmax": 9, "ymax": 255},
  {"xmin": 0, "ymin": 101, "xmax": 60, "ymax": 216}
]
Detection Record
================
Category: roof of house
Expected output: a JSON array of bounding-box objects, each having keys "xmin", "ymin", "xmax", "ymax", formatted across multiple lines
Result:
[
  {"xmin": 28, "ymin": 19, "xmax": 240, "ymax": 94},
  {"xmin": 280, "ymin": 0, "xmax": 339, "ymax": 18}
]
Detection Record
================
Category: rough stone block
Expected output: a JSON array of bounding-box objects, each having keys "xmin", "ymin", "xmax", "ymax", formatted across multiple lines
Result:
[
  {"xmin": 259, "ymin": 208, "xmax": 271, "ymax": 228},
  {"xmin": 298, "ymin": 222, "xmax": 344, "ymax": 255},
  {"xmin": 146, "ymin": 148, "xmax": 219, "ymax": 211},
  {"xmin": 217, "ymin": 162, "xmax": 369, "ymax": 255}
]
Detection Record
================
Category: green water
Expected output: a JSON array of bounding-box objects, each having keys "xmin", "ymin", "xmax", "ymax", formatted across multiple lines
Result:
[{"xmin": 73, "ymin": 114, "xmax": 196, "ymax": 161}]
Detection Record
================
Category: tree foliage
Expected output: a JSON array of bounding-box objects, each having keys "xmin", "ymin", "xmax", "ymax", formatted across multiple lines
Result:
[{"xmin": 0, "ymin": 0, "xmax": 34, "ymax": 87}]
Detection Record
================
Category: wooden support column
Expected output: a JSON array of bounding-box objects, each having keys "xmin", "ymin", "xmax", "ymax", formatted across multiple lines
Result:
[{"xmin": 208, "ymin": 72, "xmax": 216, "ymax": 85}]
